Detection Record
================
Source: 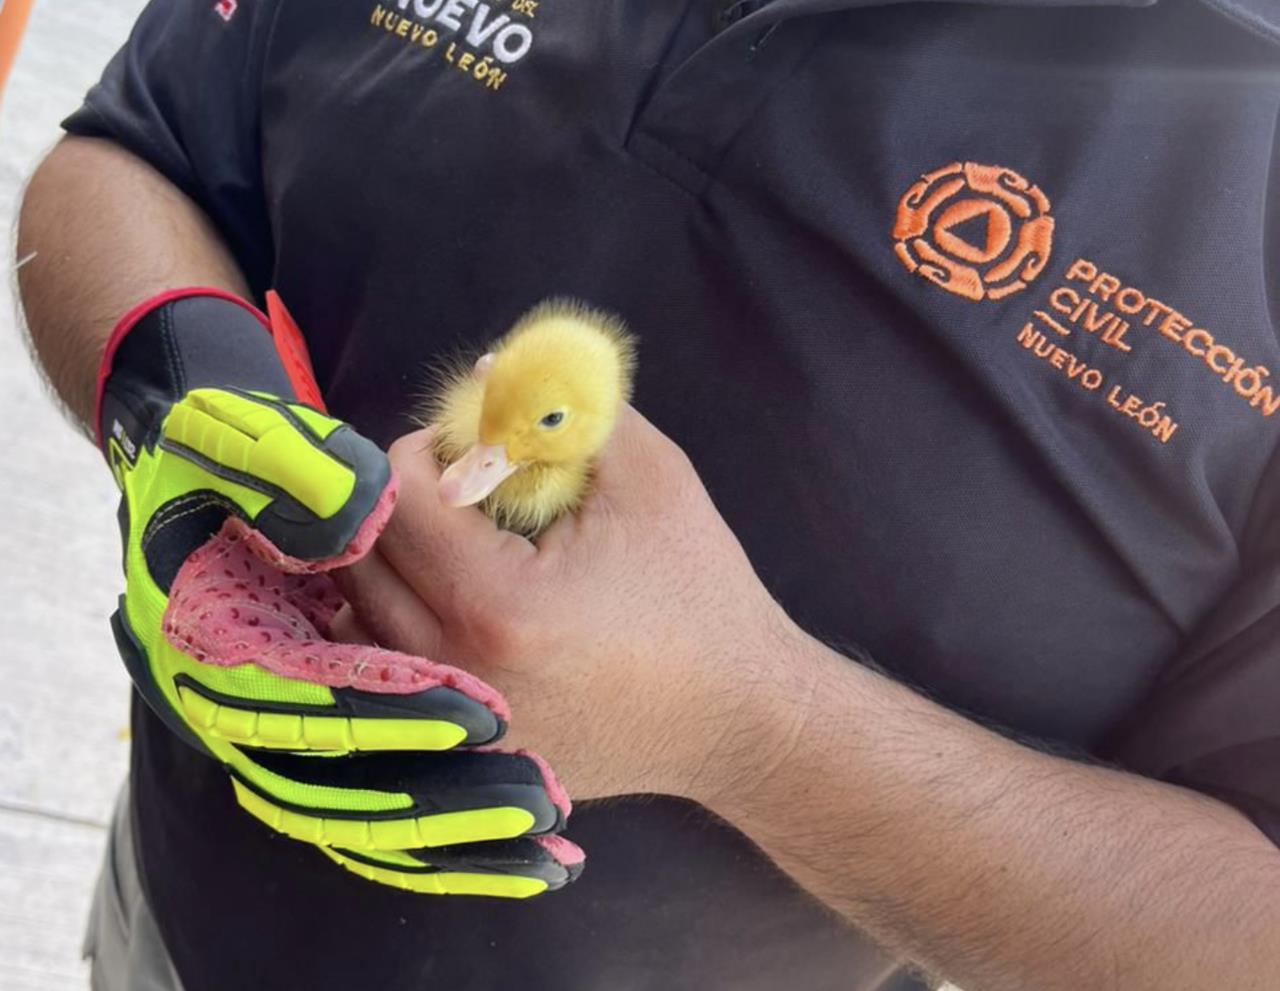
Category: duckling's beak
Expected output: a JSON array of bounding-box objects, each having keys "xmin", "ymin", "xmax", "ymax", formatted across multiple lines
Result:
[{"xmin": 438, "ymin": 443, "xmax": 521, "ymax": 508}]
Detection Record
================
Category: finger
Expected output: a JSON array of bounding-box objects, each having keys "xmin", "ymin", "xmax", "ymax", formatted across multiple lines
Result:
[
  {"xmin": 593, "ymin": 404, "xmax": 689, "ymax": 506},
  {"xmin": 333, "ymin": 548, "xmax": 446, "ymax": 661},
  {"xmin": 377, "ymin": 429, "xmax": 531, "ymax": 607},
  {"xmin": 164, "ymin": 389, "xmax": 355, "ymax": 516},
  {"xmin": 321, "ymin": 834, "xmax": 585, "ymax": 896},
  {"xmin": 162, "ymin": 388, "xmax": 395, "ymax": 566},
  {"xmin": 539, "ymin": 406, "xmax": 685, "ymax": 552},
  {"xmin": 232, "ymin": 747, "xmax": 567, "ymax": 851},
  {"xmin": 326, "ymin": 603, "xmax": 374, "ymax": 645}
]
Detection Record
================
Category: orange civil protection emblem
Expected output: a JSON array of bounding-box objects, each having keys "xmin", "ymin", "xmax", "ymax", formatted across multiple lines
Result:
[{"xmin": 893, "ymin": 162, "xmax": 1054, "ymax": 302}]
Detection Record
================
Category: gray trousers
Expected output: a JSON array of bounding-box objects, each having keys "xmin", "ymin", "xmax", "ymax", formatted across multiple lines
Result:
[{"xmin": 83, "ymin": 785, "xmax": 184, "ymax": 991}]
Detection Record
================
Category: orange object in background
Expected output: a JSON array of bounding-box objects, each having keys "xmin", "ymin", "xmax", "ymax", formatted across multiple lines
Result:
[{"xmin": 0, "ymin": 0, "xmax": 36, "ymax": 103}]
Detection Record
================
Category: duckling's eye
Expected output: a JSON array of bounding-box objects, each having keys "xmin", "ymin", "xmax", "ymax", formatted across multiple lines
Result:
[{"xmin": 539, "ymin": 411, "xmax": 566, "ymax": 429}]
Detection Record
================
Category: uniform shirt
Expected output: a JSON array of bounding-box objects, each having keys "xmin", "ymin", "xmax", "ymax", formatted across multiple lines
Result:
[{"xmin": 65, "ymin": 0, "xmax": 1280, "ymax": 988}]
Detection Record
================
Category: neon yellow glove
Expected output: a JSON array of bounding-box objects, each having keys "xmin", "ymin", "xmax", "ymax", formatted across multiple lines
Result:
[{"xmin": 96, "ymin": 290, "xmax": 582, "ymax": 896}]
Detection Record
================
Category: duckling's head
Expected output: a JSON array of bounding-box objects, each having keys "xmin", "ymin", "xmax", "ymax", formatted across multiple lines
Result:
[{"xmin": 438, "ymin": 300, "xmax": 635, "ymax": 509}]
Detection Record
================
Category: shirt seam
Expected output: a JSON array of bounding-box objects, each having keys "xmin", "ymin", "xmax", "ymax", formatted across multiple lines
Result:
[
  {"xmin": 1198, "ymin": 0, "xmax": 1280, "ymax": 48},
  {"xmin": 253, "ymin": 0, "xmax": 288, "ymax": 299},
  {"xmin": 1238, "ymin": 99, "xmax": 1280, "ymax": 558}
]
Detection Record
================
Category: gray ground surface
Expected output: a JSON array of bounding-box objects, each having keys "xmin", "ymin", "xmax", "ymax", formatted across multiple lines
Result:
[{"xmin": 1, "ymin": 2, "xmax": 145, "ymax": 987}]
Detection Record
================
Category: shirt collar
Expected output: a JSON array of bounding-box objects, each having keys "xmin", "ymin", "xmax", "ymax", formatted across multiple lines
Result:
[
  {"xmin": 754, "ymin": 0, "xmax": 1279, "ymax": 47},
  {"xmin": 1198, "ymin": 0, "xmax": 1280, "ymax": 46},
  {"xmin": 758, "ymin": 0, "xmax": 1154, "ymax": 16}
]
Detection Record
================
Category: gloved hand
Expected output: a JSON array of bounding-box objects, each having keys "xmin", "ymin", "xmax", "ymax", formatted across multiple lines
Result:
[{"xmin": 97, "ymin": 288, "xmax": 582, "ymax": 897}]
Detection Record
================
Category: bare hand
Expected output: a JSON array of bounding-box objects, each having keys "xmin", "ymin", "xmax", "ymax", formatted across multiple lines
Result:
[{"xmin": 336, "ymin": 407, "xmax": 797, "ymax": 801}]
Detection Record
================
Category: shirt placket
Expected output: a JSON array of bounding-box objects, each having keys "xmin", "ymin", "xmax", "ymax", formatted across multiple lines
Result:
[
  {"xmin": 625, "ymin": 0, "xmax": 1163, "ymax": 197},
  {"xmin": 625, "ymin": 1, "xmax": 827, "ymax": 195}
]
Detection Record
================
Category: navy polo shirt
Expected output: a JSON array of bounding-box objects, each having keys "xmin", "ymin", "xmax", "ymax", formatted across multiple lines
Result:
[{"xmin": 65, "ymin": 1, "xmax": 1280, "ymax": 988}]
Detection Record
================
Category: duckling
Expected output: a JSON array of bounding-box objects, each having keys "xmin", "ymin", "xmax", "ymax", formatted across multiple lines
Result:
[{"xmin": 421, "ymin": 299, "xmax": 636, "ymax": 537}]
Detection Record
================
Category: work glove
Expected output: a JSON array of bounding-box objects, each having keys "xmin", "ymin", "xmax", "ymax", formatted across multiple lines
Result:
[{"xmin": 97, "ymin": 288, "xmax": 582, "ymax": 897}]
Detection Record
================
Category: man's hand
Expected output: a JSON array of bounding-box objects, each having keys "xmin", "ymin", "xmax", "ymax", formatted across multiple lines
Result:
[
  {"xmin": 341, "ymin": 407, "xmax": 1280, "ymax": 990},
  {"xmin": 100, "ymin": 292, "xmax": 582, "ymax": 897},
  {"xmin": 337, "ymin": 406, "xmax": 792, "ymax": 802}
]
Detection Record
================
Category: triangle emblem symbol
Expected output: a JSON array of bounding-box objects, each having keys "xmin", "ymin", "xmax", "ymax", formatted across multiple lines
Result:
[{"xmin": 949, "ymin": 211, "xmax": 995, "ymax": 256}]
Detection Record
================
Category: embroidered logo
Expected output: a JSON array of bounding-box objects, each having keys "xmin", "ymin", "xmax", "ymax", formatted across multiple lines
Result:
[
  {"xmin": 893, "ymin": 162, "xmax": 1054, "ymax": 302},
  {"xmin": 214, "ymin": 0, "xmax": 238, "ymax": 22},
  {"xmin": 369, "ymin": 0, "xmax": 538, "ymax": 93}
]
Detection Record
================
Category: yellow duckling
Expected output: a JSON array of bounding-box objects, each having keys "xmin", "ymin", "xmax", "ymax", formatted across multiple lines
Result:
[{"xmin": 423, "ymin": 299, "xmax": 636, "ymax": 537}]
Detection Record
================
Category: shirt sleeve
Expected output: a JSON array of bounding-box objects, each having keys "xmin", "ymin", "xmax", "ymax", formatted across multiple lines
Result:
[
  {"xmin": 1107, "ymin": 451, "xmax": 1280, "ymax": 845},
  {"xmin": 62, "ymin": 0, "xmax": 280, "ymax": 295}
]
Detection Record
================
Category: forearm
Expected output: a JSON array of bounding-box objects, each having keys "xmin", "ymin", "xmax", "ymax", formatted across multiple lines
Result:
[
  {"xmin": 709, "ymin": 627, "xmax": 1280, "ymax": 991},
  {"xmin": 16, "ymin": 136, "xmax": 248, "ymax": 429}
]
